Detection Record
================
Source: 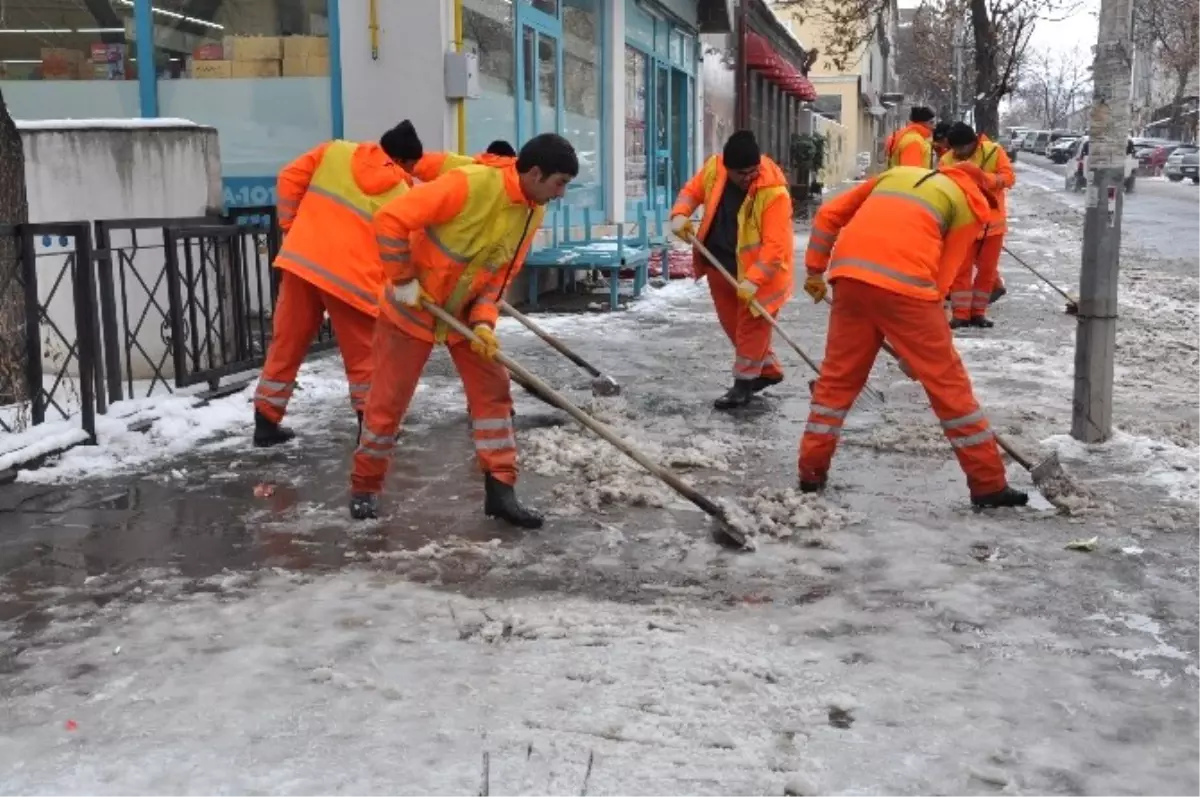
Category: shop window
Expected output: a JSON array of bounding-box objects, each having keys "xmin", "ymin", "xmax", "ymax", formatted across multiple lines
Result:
[
  {"xmin": 0, "ymin": 0, "xmax": 139, "ymax": 119},
  {"xmin": 524, "ymin": 0, "xmax": 558, "ymax": 15},
  {"xmin": 562, "ymin": 0, "xmax": 601, "ymax": 209},
  {"xmin": 153, "ymin": 0, "xmax": 332, "ymax": 195},
  {"xmin": 624, "ymin": 0, "xmax": 654, "ymax": 49},
  {"xmin": 624, "ymin": 45, "xmax": 648, "ymax": 206},
  {"xmin": 464, "ymin": 0, "xmax": 516, "ymax": 156}
]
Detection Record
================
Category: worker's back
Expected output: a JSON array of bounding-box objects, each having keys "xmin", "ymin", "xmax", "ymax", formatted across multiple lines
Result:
[{"xmin": 826, "ymin": 166, "xmax": 975, "ymax": 300}]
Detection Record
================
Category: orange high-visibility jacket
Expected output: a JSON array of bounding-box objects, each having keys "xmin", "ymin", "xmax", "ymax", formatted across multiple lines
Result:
[
  {"xmin": 275, "ymin": 140, "xmax": 412, "ymax": 316},
  {"xmin": 374, "ymin": 162, "xmax": 544, "ymax": 344},
  {"xmin": 411, "ymin": 151, "xmax": 517, "ymax": 183},
  {"xmin": 886, "ymin": 123, "xmax": 935, "ymax": 168},
  {"xmin": 804, "ymin": 165, "xmax": 992, "ymax": 301},
  {"xmin": 670, "ymin": 154, "xmax": 795, "ymax": 314},
  {"xmin": 939, "ymin": 135, "xmax": 1014, "ymax": 235}
]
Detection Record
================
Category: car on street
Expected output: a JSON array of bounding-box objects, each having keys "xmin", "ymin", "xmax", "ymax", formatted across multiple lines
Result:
[
  {"xmin": 1065, "ymin": 136, "xmax": 1138, "ymax": 193},
  {"xmin": 1164, "ymin": 143, "xmax": 1200, "ymax": 183},
  {"xmin": 1020, "ymin": 130, "xmax": 1040, "ymax": 152},
  {"xmin": 1030, "ymin": 130, "xmax": 1052, "ymax": 154},
  {"xmin": 1132, "ymin": 138, "xmax": 1182, "ymax": 174},
  {"xmin": 1048, "ymin": 136, "xmax": 1080, "ymax": 163},
  {"xmin": 1041, "ymin": 129, "xmax": 1079, "ymax": 156},
  {"xmin": 1003, "ymin": 127, "xmax": 1028, "ymax": 160}
]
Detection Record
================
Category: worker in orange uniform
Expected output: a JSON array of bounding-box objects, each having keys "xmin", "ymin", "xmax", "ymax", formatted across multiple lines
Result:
[
  {"xmin": 252, "ymin": 119, "xmax": 424, "ymax": 447},
  {"xmin": 932, "ymin": 122, "xmax": 951, "ymax": 160},
  {"xmin": 885, "ymin": 106, "xmax": 937, "ymax": 168},
  {"xmin": 798, "ymin": 163, "xmax": 1028, "ymax": 509},
  {"xmin": 941, "ymin": 122, "xmax": 1015, "ymax": 328},
  {"xmin": 348, "ymin": 133, "xmax": 579, "ymax": 525},
  {"xmin": 411, "ymin": 140, "xmax": 518, "ymax": 183},
  {"xmin": 669, "ymin": 130, "xmax": 794, "ymax": 410}
]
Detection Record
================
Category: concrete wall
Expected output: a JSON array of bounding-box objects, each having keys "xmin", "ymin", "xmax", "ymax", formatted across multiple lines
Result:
[
  {"xmin": 19, "ymin": 120, "xmax": 223, "ymax": 382},
  {"xmin": 338, "ymin": 0, "xmax": 451, "ymax": 150},
  {"xmin": 812, "ymin": 113, "xmax": 851, "ymax": 185}
]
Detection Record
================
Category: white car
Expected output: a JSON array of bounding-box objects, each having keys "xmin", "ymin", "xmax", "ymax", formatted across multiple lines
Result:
[{"xmin": 1065, "ymin": 136, "xmax": 1137, "ymax": 193}]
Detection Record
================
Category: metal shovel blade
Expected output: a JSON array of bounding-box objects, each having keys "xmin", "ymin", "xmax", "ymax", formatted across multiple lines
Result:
[
  {"xmin": 590, "ymin": 374, "xmax": 622, "ymax": 397},
  {"xmin": 1029, "ymin": 450, "xmax": 1066, "ymax": 488}
]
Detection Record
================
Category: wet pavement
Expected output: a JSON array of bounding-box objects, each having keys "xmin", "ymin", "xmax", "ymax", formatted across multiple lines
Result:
[{"xmin": 1, "ymin": 178, "xmax": 1197, "ymax": 793}]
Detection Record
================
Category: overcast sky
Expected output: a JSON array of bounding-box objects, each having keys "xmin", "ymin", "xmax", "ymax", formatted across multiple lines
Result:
[{"xmin": 896, "ymin": 0, "xmax": 1102, "ymax": 56}]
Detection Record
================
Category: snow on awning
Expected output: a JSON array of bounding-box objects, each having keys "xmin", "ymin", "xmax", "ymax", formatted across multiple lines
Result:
[{"xmin": 743, "ymin": 30, "xmax": 818, "ymax": 101}]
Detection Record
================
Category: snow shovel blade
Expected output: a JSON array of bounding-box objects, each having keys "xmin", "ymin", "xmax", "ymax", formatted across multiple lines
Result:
[
  {"xmin": 1029, "ymin": 450, "xmax": 1067, "ymax": 489},
  {"xmin": 590, "ymin": 374, "xmax": 622, "ymax": 397}
]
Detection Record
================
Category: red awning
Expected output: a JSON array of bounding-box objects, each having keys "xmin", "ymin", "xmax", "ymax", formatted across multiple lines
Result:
[{"xmin": 743, "ymin": 30, "xmax": 817, "ymax": 101}]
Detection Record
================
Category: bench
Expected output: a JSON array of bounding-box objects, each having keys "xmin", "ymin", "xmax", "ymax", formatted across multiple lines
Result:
[{"xmin": 523, "ymin": 205, "xmax": 654, "ymax": 311}]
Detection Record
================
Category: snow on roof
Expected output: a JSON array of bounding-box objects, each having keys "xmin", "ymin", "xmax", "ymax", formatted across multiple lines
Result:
[{"xmin": 15, "ymin": 117, "xmax": 203, "ymax": 130}]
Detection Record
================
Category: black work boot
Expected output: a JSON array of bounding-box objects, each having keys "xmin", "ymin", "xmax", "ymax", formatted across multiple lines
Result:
[
  {"xmin": 989, "ymin": 281, "xmax": 1007, "ymax": 303},
  {"xmin": 970, "ymin": 315, "xmax": 995, "ymax": 328},
  {"xmin": 799, "ymin": 479, "xmax": 826, "ymax": 494},
  {"xmin": 483, "ymin": 474, "xmax": 544, "ymax": 529},
  {"xmin": 349, "ymin": 492, "xmax": 379, "ymax": 520},
  {"xmin": 713, "ymin": 380, "xmax": 755, "ymax": 410},
  {"xmin": 749, "ymin": 374, "xmax": 784, "ymax": 394},
  {"xmin": 949, "ymin": 317, "xmax": 972, "ymax": 330},
  {"xmin": 253, "ymin": 409, "xmax": 295, "ymax": 448},
  {"xmin": 971, "ymin": 486, "xmax": 1029, "ymax": 508}
]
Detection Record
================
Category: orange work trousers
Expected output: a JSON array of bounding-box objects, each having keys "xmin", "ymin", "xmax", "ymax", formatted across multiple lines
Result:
[
  {"xmin": 708, "ymin": 272, "xmax": 783, "ymax": 380},
  {"xmin": 254, "ymin": 270, "xmax": 374, "ymax": 423},
  {"xmin": 351, "ymin": 316, "xmax": 517, "ymax": 495},
  {"xmin": 799, "ymin": 278, "xmax": 1008, "ymax": 497},
  {"xmin": 950, "ymin": 234, "xmax": 1004, "ymax": 320}
]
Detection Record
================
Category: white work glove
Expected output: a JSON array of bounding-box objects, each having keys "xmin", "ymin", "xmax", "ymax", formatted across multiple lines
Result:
[
  {"xmin": 670, "ymin": 215, "xmax": 695, "ymax": 242},
  {"xmin": 390, "ymin": 279, "xmax": 425, "ymax": 308}
]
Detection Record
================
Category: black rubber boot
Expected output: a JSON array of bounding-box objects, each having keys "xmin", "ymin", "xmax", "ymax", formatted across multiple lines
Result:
[
  {"xmin": 989, "ymin": 281, "xmax": 1007, "ymax": 304},
  {"xmin": 713, "ymin": 379, "xmax": 755, "ymax": 410},
  {"xmin": 970, "ymin": 315, "xmax": 995, "ymax": 328},
  {"xmin": 749, "ymin": 374, "xmax": 784, "ymax": 394},
  {"xmin": 349, "ymin": 492, "xmax": 379, "ymax": 520},
  {"xmin": 949, "ymin": 317, "xmax": 972, "ymax": 330},
  {"xmin": 253, "ymin": 410, "xmax": 295, "ymax": 448},
  {"xmin": 484, "ymin": 474, "xmax": 544, "ymax": 529},
  {"xmin": 799, "ymin": 479, "xmax": 826, "ymax": 494},
  {"xmin": 971, "ymin": 486, "xmax": 1029, "ymax": 508}
]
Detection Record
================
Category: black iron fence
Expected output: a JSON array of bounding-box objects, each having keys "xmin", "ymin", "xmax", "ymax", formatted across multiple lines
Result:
[{"xmin": 1, "ymin": 208, "xmax": 335, "ymax": 448}]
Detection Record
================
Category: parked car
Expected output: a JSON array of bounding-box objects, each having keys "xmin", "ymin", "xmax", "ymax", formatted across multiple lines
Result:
[
  {"xmin": 1048, "ymin": 137, "xmax": 1079, "ymax": 163},
  {"xmin": 1002, "ymin": 129, "xmax": 1026, "ymax": 161},
  {"xmin": 1132, "ymin": 138, "xmax": 1181, "ymax": 173},
  {"xmin": 1164, "ymin": 144, "xmax": 1200, "ymax": 183},
  {"xmin": 1042, "ymin": 129, "xmax": 1079, "ymax": 156},
  {"xmin": 1065, "ymin": 136, "xmax": 1137, "ymax": 193},
  {"xmin": 1020, "ymin": 130, "xmax": 1040, "ymax": 152},
  {"xmin": 1031, "ymin": 130, "xmax": 1052, "ymax": 154}
]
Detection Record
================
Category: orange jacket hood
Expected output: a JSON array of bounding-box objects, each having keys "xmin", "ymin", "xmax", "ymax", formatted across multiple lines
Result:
[
  {"xmin": 473, "ymin": 153, "xmax": 517, "ymax": 168},
  {"xmin": 938, "ymin": 162, "xmax": 995, "ymax": 221},
  {"xmin": 352, "ymin": 142, "xmax": 412, "ymax": 195}
]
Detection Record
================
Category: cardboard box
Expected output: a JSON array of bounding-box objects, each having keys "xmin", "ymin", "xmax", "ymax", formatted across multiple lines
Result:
[
  {"xmin": 223, "ymin": 35, "xmax": 283, "ymax": 61},
  {"xmin": 231, "ymin": 59, "xmax": 281, "ymax": 78},
  {"xmin": 193, "ymin": 43, "xmax": 225, "ymax": 61},
  {"xmin": 283, "ymin": 35, "xmax": 329, "ymax": 59},
  {"xmin": 282, "ymin": 55, "xmax": 329, "ymax": 77},
  {"xmin": 191, "ymin": 59, "xmax": 233, "ymax": 79}
]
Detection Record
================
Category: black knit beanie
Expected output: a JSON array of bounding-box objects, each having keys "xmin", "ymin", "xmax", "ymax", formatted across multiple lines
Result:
[
  {"xmin": 946, "ymin": 122, "xmax": 977, "ymax": 148},
  {"xmin": 723, "ymin": 130, "xmax": 761, "ymax": 170},
  {"xmin": 380, "ymin": 119, "xmax": 423, "ymax": 162},
  {"xmin": 932, "ymin": 121, "xmax": 951, "ymax": 141},
  {"xmin": 910, "ymin": 106, "xmax": 936, "ymax": 123}
]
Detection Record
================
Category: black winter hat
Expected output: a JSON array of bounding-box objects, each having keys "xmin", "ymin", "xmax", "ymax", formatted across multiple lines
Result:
[
  {"xmin": 946, "ymin": 121, "xmax": 978, "ymax": 147},
  {"xmin": 932, "ymin": 121, "xmax": 951, "ymax": 141},
  {"xmin": 910, "ymin": 106, "xmax": 936, "ymax": 123},
  {"xmin": 723, "ymin": 130, "xmax": 761, "ymax": 170},
  {"xmin": 380, "ymin": 119, "xmax": 423, "ymax": 162}
]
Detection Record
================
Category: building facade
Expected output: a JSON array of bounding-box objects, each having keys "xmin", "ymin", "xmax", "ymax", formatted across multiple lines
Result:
[{"xmin": 1, "ymin": 0, "xmax": 735, "ymax": 221}]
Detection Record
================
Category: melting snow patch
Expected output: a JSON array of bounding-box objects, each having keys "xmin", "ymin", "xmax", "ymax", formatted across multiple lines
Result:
[{"xmin": 720, "ymin": 487, "xmax": 861, "ymax": 544}]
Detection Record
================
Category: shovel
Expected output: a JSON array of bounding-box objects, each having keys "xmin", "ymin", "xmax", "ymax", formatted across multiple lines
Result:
[
  {"xmin": 873, "ymin": 338, "xmax": 1077, "ymax": 501},
  {"xmin": 499, "ymin": 300, "xmax": 621, "ymax": 396},
  {"xmin": 1003, "ymin": 245, "xmax": 1079, "ymax": 315},
  {"xmin": 421, "ymin": 300, "xmax": 750, "ymax": 548},
  {"xmin": 689, "ymin": 237, "xmax": 886, "ymax": 405}
]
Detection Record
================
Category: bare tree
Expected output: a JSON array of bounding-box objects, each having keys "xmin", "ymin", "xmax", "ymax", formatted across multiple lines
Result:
[
  {"xmin": 895, "ymin": 2, "xmax": 961, "ymax": 117},
  {"xmin": 774, "ymin": 0, "xmax": 892, "ymax": 73},
  {"xmin": 1133, "ymin": 0, "xmax": 1200, "ymax": 139},
  {"xmin": 1013, "ymin": 46, "xmax": 1092, "ymax": 127},
  {"xmin": 0, "ymin": 87, "xmax": 29, "ymax": 414}
]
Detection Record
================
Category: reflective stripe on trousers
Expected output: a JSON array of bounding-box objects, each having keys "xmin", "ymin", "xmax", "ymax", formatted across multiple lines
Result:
[
  {"xmin": 472, "ymin": 416, "xmax": 515, "ymax": 452},
  {"xmin": 355, "ymin": 425, "xmax": 396, "ymax": 459},
  {"xmin": 255, "ymin": 378, "xmax": 294, "ymax": 408},
  {"xmin": 804, "ymin": 401, "xmax": 849, "ymax": 437}
]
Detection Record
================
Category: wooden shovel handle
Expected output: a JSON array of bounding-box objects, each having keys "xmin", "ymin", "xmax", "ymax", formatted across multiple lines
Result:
[{"xmin": 498, "ymin": 299, "xmax": 602, "ymax": 377}]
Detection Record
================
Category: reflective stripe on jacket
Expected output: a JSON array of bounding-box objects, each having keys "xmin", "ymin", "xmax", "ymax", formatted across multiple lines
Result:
[
  {"xmin": 939, "ymin": 136, "xmax": 1014, "ymax": 235},
  {"xmin": 887, "ymin": 123, "xmax": 934, "ymax": 168},
  {"xmin": 804, "ymin": 165, "xmax": 989, "ymax": 301},
  {"xmin": 669, "ymin": 154, "xmax": 795, "ymax": 314},
  {"xmin": 412, "ymin": 151, "xmax": 516, "ymax": 183},
  {"xmin": 375, "ymin": 163, "xmax": 544, "ymax": 343},
  {"xmin": 274, "ymin": 140, "xmax": 411, "ymax": 316}
]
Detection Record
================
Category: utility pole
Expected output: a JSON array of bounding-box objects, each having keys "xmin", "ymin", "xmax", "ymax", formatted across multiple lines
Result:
[
  {"xmin": 950, "ymin": 13, "xmax": 963, "ymax": 119},
  {"xmin": 1071, "ymin": 0, "xmax": 1133, "ymax": 443}
]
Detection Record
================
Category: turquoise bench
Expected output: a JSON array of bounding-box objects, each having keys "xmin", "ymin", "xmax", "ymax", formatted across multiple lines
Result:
[{"xmin": 523, "ymin": 206, "xmax": 656, "ymax": 311}]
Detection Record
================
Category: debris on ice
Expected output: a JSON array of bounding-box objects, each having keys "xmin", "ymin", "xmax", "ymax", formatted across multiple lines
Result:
[{"xmin": 719, "ymin": 487, "xmax": 861, "ymax": 543}]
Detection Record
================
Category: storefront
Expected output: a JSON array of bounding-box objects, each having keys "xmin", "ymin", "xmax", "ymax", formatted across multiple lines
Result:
[{"xmin": 0, "ymin": 0, "xmax": 718, "ymax": 221}]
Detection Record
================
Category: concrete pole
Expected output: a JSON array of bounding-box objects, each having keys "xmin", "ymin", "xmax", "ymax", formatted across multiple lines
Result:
[
  {"xmin": 1071, "ymin": 0, "xmax": 1133, "ymax": 443},
  {"xmin": 951, "ymin": 14, "xmax": 963, "ymax": 119}
]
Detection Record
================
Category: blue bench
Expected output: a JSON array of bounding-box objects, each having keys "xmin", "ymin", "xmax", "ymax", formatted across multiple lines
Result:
[{"xmin": 523, "ymin": 206, "xmax": 656, "ymax": 311}]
